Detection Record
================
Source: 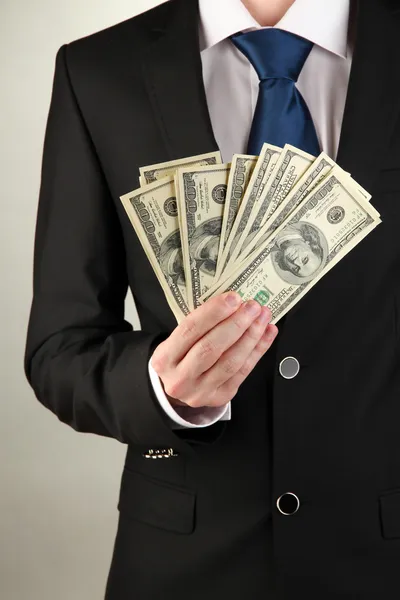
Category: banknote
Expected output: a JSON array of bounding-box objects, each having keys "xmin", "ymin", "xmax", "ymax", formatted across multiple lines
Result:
[
  {"xmin": 177, "ymin": 163, "xmax": 230, "ymax": 309},
  {"xmin": 347, "ymin": 179, "xmax": 371, "ymax": 202},
  {"xmin": 214, "ymin": 154, "xmax": 257, "ymax": 282},
  {"xmin": 128, "ymin": 148, "xmax": 379, "ymax": 325},
  {"xmin": 228, "ymin": 145, "xmax": 315, "ymax": 268},
  {"xmin": 120, "ymin": 176, "xmax": 189, "ymax": 321},
  {"xmin": 217, "ymin": 143, "xmax": 281, "ymax": 277},
  {"xmin": 240, "ymin": 152, "xmax": 336, "ymax": 262},
  {"xmin": 139, "ymin": 151, "xmax": 222, "ymax": 185},
  {"xmin": 200, "ymin": 167, "xmax": 381, "ymax": 323}
]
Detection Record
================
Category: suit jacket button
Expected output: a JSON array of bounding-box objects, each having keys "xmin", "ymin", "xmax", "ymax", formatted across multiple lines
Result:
[
  {"xmin": 276, "ymin": 493, "xmax": 300, "ymax": 515},
  {"xmin": 279, "ymin": 356, "xmax": 300, "ymax": 379}
]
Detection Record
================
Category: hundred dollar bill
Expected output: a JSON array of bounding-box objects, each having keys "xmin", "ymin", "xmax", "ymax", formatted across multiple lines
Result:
[
  {"xmin": 139, "ymin": 151, "xmax": 222, "ymax": 185},
  {"xmin": 240, "ymin": 152, "xmax": 336, "ymax": 261},
  {"xmin": 263, "ymin": 145, "xmax": 315, "ymax": 222},
  {"xmin": 218, "ymin": 143, "xmax": 281, "ymax": 277},
  {"xmin": 120, "ymin": 176, "xmax": 189, "ymax": 321},
  {"xmin": 214, "ymin": 154, "xmax": 257, "ymax": 282},
  {"xmin": 229, "ymin": 145, "xmax": 315, "ymax": 267},
  {"xmin": 200, "ymin": 167, "xmax": 381, "ymax": 323},
  {"xmin": 174, "ymin": 172, "xmax": 183, "ymax": 233},
  {"xmin": 177, "ymin": 163, "xmax": 230, "ymax": 309},
  {"xmin": 240, "ymin": 159, "xmax": 372, "ymax": 263},
  {"xmin": 348, "ymin": 178, "xmax": 371, "ymax": 202},
  {"xmin": 174, "ymin": 171, "xmax": 188, "ymax": 284}
]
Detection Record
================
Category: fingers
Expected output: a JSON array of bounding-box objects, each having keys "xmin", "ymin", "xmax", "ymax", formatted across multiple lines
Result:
[
  {"xmin": 200, "ymin": 306, "xmax": 272, "ymax": 388},
  {"xmin": 216, "ymin": 324, "xmax": 279, "ymax": 401},
  {"xmin": 151, "ymin": 292, "xmax": 242, "ymax": 370},
  {"xmin": 178, "ymin": 300, "xmax": 263, "ymax": 380},
  {"xmin": 177, "ymin": 323, "xmax": 278, "ymax": 409}
]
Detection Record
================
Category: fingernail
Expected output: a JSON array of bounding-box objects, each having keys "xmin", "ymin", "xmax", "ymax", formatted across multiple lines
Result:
[
  {"xmin": 244, "ymin": 300, "xmax": 261, "ymax": 316},
  {"xmin": 225, "ymin": 292, "xmax": 241, "ymax": 307}
]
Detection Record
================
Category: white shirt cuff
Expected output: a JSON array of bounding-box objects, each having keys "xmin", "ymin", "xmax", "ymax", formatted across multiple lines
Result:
[{"xmin": 148, "ymin": 358, "xmax": 231, "ymax": 429}]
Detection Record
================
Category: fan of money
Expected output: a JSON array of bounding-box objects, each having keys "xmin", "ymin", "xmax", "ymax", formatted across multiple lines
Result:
[{"xmin": 121, "ymin": 145, "xmax": 381, "ymax": 323}]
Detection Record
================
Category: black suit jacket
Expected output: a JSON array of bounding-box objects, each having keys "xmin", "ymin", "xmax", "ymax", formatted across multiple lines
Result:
[{"xmin": 25, "ymin": 1, "xmax": 400, "ymax": 598}]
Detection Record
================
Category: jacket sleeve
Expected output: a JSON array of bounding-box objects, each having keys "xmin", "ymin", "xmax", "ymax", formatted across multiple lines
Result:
[{"xmin": 24, "ymin": 44, "xmax": 206, "ymax": 452}]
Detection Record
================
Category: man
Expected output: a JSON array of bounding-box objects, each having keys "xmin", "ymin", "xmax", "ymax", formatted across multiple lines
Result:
[
  {"xmin": 272, "ymin": 222, "xmax": 326, "ymax": 280},
  {"xmin": 159, "ymin": 231, "xmax": 186, "ymax": 288},
  {"xmin": 191, "ymin": 216, "xmax": 223, "ymax": 278},
  {"xmin": 25, "ymin": 0, "xmax": 400, "ymax": 598}
]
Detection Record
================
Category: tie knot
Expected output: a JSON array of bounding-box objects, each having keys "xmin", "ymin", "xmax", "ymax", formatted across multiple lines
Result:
[{"xmin": 231, "ymin": 28, "xmax": 314, "ymax": 83}]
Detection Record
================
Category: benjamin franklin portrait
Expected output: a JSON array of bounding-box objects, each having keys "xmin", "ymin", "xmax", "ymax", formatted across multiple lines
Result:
[
  {"xmin": 190, "ymin": 216, "xmax": 222, "ymax": 277},
  {"xmin": 271, "ymin": 221, "xmax": 328, "ymax": 284},
  {"xmin": 159, "ymin": 230, "xmax": 185, "ymax": 285}
]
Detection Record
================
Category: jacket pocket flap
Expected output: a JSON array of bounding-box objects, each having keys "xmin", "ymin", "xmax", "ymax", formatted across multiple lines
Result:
[
  {"xmin": 118, "ymin": 468, "xmax": 196, "ymax": 534},
  {"xmin": 379, "ymin": 489, "xmax": 400, "ymax": 539}
]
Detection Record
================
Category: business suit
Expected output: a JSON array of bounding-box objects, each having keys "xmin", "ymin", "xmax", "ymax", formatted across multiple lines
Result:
[{"xmin": 25, "ymin": 0, "xmax": 400, "ymax": 597}]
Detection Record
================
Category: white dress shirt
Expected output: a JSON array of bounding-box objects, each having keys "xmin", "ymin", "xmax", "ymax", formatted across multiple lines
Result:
[{"xmin": 148, "ymin": 0, "xmax": 352, "ymax": 428}]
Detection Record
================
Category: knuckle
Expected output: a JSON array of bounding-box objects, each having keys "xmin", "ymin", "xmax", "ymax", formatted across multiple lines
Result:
[
  {"xmin": 259, "ymin": 338, "xmax": 272, "ymax": 352},
  {"xmin": 230, "ymin": 313, "xmax": 247, "ymax": 331},
  {"xmin": 247, "ymin": 321, "xmax": 265, "ymax": 341},
  {"xmin": 215, "ymin": 295, "xmax": 233, "ymax": 316},
  {"xmin": 203, "ymin": 296, "xmax": 224, "ymax": 320},
  {"xmin": 185, "ymin": 396, "xmax": 205, "ymax": 409},
  {"xmin": 197, "ymin": 336, "xmax": 219, "ymax": 361},
  {"xmin": 222, "ymin": 354, "xmax": 240, "ymax": 376},
  {"xmin": 179, "ymin": 316, "xmax": 198, "ymax": 340},
  {"xmin": 231, "ymin": 306, "xmax": 256, "ymax": 331},
  {"xmin": 258, "ymin": 332, "xmax": 275, "ymax": 353},
  {"xmin": 164, "ymin": 377, "xmax": 185, "ymax": 399},
  {"xmin": 186, "ymin": 386, "xmax": 218, "ymax": 408},
  {"xmin": 151, "ymin": 347, "xmax": 167, "ymax": 373},
  {"xmin": 239, "ymin": 360, "xmax": 253, "ymax": 378}
]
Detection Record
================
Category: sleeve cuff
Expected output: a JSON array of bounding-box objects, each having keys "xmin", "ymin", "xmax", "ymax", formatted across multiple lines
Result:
[{"xmin": 148, "ymin": 358, "xmax": 231, "ymax": 429}]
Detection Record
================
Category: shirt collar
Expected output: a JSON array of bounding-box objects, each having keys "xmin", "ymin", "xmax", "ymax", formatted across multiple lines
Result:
[{"xmin": 198, "ymin": 0, "xmax": 350, "ymax": 59}]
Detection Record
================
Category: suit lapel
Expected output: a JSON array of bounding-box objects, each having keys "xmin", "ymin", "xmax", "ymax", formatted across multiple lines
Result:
[
  {"xmin": 337, "ymin": 0, "xmax": 400, "ymax": 191},
  {"xmin": 142, "ymin": 0, "xmax": 218, "ymax": 161},
  {"xmin": 143, "ymin": 0, "xmax": 400, "ymax": 190},
  {"xmin": 142, "ymin": 0, "xmax": 400, "ymax": 188}
]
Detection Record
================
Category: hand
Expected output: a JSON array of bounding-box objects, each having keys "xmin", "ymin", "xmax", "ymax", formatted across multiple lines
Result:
[{"xmin": 151, "ymin": 292, "xmax": 278, "ymax": 409}]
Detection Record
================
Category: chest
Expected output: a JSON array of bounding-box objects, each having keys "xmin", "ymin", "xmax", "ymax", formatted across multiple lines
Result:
[{"xmin": 201, "ymin": 40, "xmax": 352, "ymax": 160}]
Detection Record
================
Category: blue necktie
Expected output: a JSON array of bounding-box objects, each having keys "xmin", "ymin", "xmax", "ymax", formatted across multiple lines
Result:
[{"xmin": 231, "ymin": 29, "xmax": 320, "ymax": 156}]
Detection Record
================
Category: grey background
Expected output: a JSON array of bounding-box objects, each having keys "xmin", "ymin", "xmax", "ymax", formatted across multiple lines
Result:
[{"xmin": 1, "ymin": 1, "xmax": 166, "ymax": 598}]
